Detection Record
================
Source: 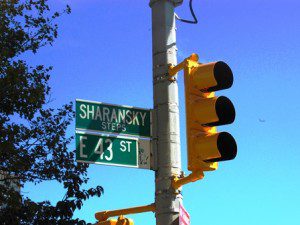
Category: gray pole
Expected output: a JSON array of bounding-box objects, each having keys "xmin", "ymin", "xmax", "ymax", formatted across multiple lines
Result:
[{"xmin": 149, "ymin": 1, "xmax": 183, "ymax": 225}]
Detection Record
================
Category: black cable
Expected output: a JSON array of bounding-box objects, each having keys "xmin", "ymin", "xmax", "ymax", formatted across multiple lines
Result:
[{"xmin": 175, "ymin": 0, "xmax": 198, "ymax": 24}]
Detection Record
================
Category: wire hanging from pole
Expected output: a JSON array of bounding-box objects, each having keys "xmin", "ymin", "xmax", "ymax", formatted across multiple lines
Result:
[{"xmin": 175, "ymin": 0, "xmax": 198, "ymax": 24}]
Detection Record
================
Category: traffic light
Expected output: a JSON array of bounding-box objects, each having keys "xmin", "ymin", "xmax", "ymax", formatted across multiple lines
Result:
[
  {"xmin": 97, "ymin": 216, "xmax": 134, "ymax": 225},
  {"xmin": 97, "ymin": 219, "xmax": 117, "ymax": 225},
  {"xmin": 116, "ymin": 217, "xmax": 133, "ymax": 225},
  {"xmin": 184, "ymin": 54, "xmax": 237, "ymax": 172}
]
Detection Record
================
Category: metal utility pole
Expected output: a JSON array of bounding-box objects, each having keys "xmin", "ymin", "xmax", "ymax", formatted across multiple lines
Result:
[{"xmin": 149, "ymin": 0, "xmax": 183, "ymax": 224}]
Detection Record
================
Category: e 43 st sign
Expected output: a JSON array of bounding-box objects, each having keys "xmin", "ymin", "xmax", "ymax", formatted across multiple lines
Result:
[
  {"xmin": 76, "ymin": 132, "xmax": 139, "ymax": 168},
  {"xmin": 76, "ymin": 99, "xmax": 151, "ymax": 137}
]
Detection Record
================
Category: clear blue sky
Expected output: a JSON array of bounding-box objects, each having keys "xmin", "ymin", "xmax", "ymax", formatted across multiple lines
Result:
[{"xmin": 24, "ymin": 0, "xmax": 300, "ymax": 224}]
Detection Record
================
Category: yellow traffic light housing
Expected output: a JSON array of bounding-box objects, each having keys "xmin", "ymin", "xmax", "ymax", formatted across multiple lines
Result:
[
  {"xmin": 183, "ymin": 54, "xmax": 237, "ymax": 172},
  {"xmin": 169, "ymin": 53, "xmax": 237, "ymax": 177}
]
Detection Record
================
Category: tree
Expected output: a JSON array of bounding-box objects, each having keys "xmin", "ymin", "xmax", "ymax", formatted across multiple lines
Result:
[{"xmin": 0, "ymin": 1, "xmax": 103, "ymax": 224}]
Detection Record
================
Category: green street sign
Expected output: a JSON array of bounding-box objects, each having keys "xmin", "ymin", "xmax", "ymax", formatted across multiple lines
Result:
[
  {"xmin": 76, "ymin": 99, "xmax": 151, "ymax": 137},
  {"xmin": 76, "ymin": 132, "xmax": 139, "ymax": 168}
]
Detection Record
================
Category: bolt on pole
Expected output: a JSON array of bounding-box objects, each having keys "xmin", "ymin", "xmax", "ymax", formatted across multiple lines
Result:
[{"xmin": 149, "ymin": 0, "xmax": 183, "ymax": 225}]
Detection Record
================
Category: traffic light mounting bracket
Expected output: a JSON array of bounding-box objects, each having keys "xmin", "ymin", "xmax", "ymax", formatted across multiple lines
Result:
[
  {"xmin": 168, "ymin": 53, "xmax": 199, "ymax": 78},
  {"xmin": 95, "ymin": 203, "xmax": 155, "ymax": 222},
  {"xmin": 172, "ymin": 170, "xmax": 204, "ymax": 190}
]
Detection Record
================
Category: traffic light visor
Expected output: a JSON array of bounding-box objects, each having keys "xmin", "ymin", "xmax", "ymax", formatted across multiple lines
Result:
[
  {"xmin": 205, "ymin": 96, "xmax": 235, "ymax": 126},
  {"xmin": 192, "ymin": 96, "xmax": 235, "ymax": 126},
  {"xmin": 191, "ymin": 61, "xmax": 233, "ymax": 92},
  {"xmin": 204, "ymin": 132, "xmax": 237, "ymax": 162},
  {"xmin": 208, "ymin": 61, "xmax": 233, "ymax": 92}
]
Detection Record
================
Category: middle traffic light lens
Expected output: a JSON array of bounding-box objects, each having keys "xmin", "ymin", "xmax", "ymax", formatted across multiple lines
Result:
[{"xmin": 205, "ymin": 96, "xmax": 235, "ymax": 126}]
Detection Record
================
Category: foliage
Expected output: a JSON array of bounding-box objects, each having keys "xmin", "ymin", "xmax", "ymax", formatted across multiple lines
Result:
[{"xmin": 0, "ymin": 1, "xmax": 103, "ymax": 224}]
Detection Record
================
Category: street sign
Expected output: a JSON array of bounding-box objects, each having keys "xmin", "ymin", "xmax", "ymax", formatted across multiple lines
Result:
[
  {"xmin": 179, "ymin": 203, "xmax": 190, "ymax": 225},
  {"xmin": 76, "ymin": 131, "xmax": 151, "ymax": 169},
  {"xmin": 76, "ymin": 99, "xmax": 151, "ymax": 137}
]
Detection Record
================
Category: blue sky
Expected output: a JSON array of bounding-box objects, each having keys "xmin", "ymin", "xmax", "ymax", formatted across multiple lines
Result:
[{"xmin": 24, "ymin": 0, "xmax": 300, "ymax": 224}]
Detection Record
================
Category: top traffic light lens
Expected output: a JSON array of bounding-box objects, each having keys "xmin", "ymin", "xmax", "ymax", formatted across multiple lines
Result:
[{"xmin": 207, "ymin": 61, "xmax": 233, "ymax": 92}]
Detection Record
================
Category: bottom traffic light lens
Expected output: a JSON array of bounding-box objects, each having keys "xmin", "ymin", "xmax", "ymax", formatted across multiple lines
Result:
[{"xmin": 204, "ymin": 132, "xmax": 237, "ymax": 162}]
